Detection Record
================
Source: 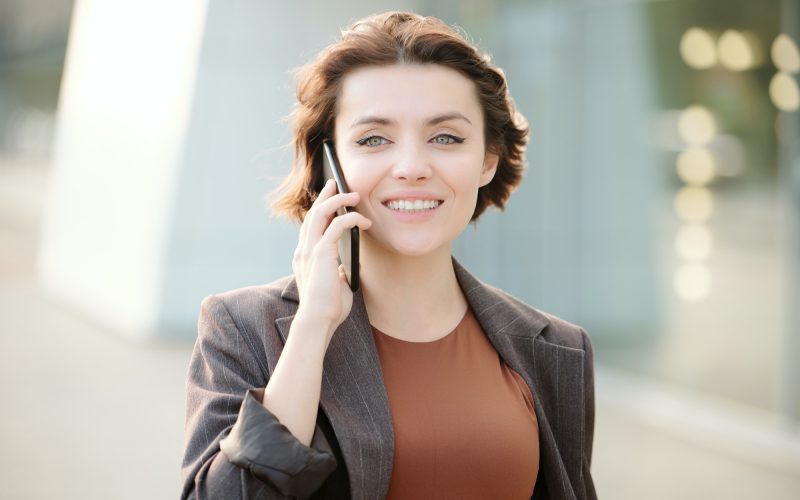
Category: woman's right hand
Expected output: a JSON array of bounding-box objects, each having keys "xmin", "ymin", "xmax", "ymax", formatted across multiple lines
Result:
[{"xmin": 292, "ymin": 179, "xmax": 372, "ymax": 342}]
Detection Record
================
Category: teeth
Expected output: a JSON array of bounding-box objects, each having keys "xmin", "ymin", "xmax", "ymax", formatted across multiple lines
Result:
[{"xmin": 386, "ymin": 199, "xmax": 441, "ymax": 212}]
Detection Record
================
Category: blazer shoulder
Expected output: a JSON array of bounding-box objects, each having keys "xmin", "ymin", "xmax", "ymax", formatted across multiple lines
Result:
[
  {"xmin": 487, "ymin": 283, "xmax": 590, "ymax": 351},
  {"xmin": 537, "ymin": 309, "xmax": 591, "ymax": 352},
  {"xmin": 200, "ymin": 275, "xmax": 298, "ymax": 330}
]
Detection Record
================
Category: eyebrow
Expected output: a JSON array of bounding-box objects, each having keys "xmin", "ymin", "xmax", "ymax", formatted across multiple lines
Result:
[{"xmin": 349, "ymin": 112, "xmax": 473, "ymax": 128}]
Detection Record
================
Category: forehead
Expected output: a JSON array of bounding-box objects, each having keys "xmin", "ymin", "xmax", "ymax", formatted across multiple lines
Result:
[{"xmin": 335, "ymin": 63, "xmax": 483, "ymax": 126}]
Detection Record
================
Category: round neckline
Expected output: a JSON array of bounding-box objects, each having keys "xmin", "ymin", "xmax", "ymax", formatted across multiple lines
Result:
[{"xmin": 371, "ymin": 307, "xmax": 471, "ymax": 345}]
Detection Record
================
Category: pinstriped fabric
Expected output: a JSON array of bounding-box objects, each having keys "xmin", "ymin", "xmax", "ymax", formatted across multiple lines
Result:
[
  {"xmin": 183, "ymin": 281, "xmax": 342, "ymax": 499},
  {"xmin": 182, "ymin": 291, "xmax": 274, "ymax": 499},
  {"xmin": 531, "ymin": 340, "xmax": 585, "ymax": 499},
  {"xmin": 182, "ymin": 260, "xmax": 597, "ymax": 499},
  {"xmin": 457, "ymin": 262, "xmax": 592, "ymax": 500},
  {"xmin": 275, "ymin": 289, "xmax": 394, "ymax": 500}
]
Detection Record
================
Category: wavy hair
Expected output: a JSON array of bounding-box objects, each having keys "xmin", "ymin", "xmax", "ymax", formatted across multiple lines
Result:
[{"xmin": 272, "ymin": 11, "xmax": 528, "ymax": 222}]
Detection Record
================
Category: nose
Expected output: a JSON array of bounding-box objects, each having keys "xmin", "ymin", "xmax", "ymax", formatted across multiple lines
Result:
[{"xmin": 391, "ymin": 143, "xmax": 433, "ymax": 182}]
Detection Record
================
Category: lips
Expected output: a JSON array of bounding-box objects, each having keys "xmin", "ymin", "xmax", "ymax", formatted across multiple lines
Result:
[{"xmin": 384, "ymin": 199, "xmax": 442, "ymax": 212}]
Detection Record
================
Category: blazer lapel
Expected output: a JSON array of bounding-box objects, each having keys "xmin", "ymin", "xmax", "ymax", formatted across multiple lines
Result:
[
  {"xmin": 530, "ymin": 338, "xmax": 587, "ymax": 500},
  {"xmin": 274, "ymin": 280, "xmax": 394, "ymax": 500},
  {"xmin": 272, "ymin": 262, "xmax": 587, "ymax": 500},
  {"xmin": 454, "ymin": 260, "xmax": 586, "ymax": 500}
]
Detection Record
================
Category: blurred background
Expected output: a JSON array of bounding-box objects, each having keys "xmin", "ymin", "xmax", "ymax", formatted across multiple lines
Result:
[{"xmin": 1, "ymin": 0, "xmax": 799, "ymax": 498}]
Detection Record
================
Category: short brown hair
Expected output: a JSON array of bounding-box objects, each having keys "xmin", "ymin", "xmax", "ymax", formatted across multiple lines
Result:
[{"xmin": 272, "ymin": 11, "xmax": 528, "ymax": 222}]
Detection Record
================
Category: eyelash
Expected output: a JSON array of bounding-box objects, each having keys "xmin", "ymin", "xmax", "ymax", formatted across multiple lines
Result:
[
  {"xmin": 355, "ymin": 134, "xmax": 465, "ymax": 147},
  {"xmin": 431, "ymin": 134, "xmax": 465, "ymax": 145},
  {"xmin": 355, "ymin": 136, "xmax": 389, "ymax": 147}
]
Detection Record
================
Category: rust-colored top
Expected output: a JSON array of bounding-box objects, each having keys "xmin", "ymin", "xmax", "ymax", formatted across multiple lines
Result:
[{"xmin": 371, "ymin": 307, "xmax": 540, "ymax": 499}]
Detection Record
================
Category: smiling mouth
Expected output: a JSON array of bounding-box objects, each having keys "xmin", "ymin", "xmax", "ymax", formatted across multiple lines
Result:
[{"xmin": 383, "ymin": 199, "xmax": 443, "ymax": 212}]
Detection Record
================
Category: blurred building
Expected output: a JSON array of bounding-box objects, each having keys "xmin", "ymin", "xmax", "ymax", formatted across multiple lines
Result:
[{"xmin": 0, "ymin": 0, "xmax": 71, "ymax": 158}]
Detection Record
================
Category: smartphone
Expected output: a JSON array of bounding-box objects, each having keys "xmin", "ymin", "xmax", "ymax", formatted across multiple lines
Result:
[{"xmin": 322, "ymin": 139, "xmax": 359, "ymax": 292}]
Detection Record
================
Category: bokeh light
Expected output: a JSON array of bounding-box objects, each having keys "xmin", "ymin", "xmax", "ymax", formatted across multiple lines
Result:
[
  {"xmin": 677, "ymin": 105, "xmax": 716, "ymax": 145},
  {"xmin": 677, "ymin": 146, "xmax": 715, "ymax": 185},
  {"xmin": 769, "ymin": 72, "xmax": 800, "ymax": 112},
  {"xmin": 771, "ymin": 33, "xmax": 800, "ymax": 73},
  {"xmin": 674, "ymin": 186, "xmax": 714, "ymax": 222},
  {"xmin": 718, "ymin": 30, "xmax": 755, "ymax": 71},
  {"xmin": 680, "ymin": 27, "xmax": 717, "ymax": 69},
  {"xmin": 674, "ymin": 263, "xmax": 711, "ymax": 302}
]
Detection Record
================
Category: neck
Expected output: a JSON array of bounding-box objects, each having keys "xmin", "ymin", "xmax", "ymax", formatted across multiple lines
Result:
[{"xmin": 358, "ymin": 237, "xmax": 467, "ymax": 341}]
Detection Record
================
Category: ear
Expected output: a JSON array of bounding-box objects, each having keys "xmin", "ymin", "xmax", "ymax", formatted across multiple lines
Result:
[{"xmin": 479, "ymin": 150, "xmax": 499, "ymax": 187}]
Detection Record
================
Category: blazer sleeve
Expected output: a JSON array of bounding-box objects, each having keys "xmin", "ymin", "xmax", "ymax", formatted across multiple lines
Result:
[
  {"xmin": 580, "ymin": 328, "xmax": 598, "ymax": 500},
  {"xmin": 180, "ymin": 294, "xmax": 337, "ymax": 499}
]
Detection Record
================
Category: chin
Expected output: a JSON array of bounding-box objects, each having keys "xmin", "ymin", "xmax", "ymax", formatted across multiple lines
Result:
[
  {"xmin": 392, "ymin": 244, "xmax": 440, "ymax": 258},
  {"xmin": 386, "ymin": 239, "xmax": 442, "ymax": 257},
  {"xmin": 364, "ymin": 231, "xmax": 448, "ymax": 258}
]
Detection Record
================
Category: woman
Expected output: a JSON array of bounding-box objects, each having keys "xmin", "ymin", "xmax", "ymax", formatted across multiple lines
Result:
[{"xmin": 181, "ymin": 11, "xmax": 596, "ymax": 500}]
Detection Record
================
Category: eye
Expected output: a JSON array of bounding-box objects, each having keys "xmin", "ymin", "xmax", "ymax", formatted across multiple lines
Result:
[
  {"xmin": 356, "ymin": 135, "xmax": 390, "ymax": 147},
  {"xmin": 431, "ymin": 134, "xmax": 465, "ymax": 145}
]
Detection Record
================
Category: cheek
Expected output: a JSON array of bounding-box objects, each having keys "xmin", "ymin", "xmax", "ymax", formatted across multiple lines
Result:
[
  {"xmin": 457, "ymin": 181, "xmax": 482, "ymax": 208},
  {"xmin": 343, "ymin": 164, "xmax": 383, "ymax": 200},
  {"xmin": 443, "ymin": 158, "xmax": 486, "ymax": 195}
]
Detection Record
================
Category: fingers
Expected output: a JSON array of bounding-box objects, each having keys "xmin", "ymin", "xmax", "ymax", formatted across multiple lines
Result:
[
  {"xmin": 318, "ymin": 211, "xmax": 372, "ymax": 247},
  {"xmin": 303, "ymin": 180, "xmax": 362, "ymax": 241},
  {"xmin": 293, "ymin": 179, "xmax": 370, "ymax": 282},
  {"xmin": 298, "ymin": 179, "xmax": 337, "ymax": 242}
]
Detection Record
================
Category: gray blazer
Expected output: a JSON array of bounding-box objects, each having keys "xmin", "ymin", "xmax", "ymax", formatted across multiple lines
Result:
[{"xmin": 181, "ymin": 260, "xmax": 597, "ymax": 499}]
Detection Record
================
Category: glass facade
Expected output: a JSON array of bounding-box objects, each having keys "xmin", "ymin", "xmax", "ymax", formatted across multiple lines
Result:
[{"xmin": 447, "ymin": 0, "xmax": 800, "ymax": 425}]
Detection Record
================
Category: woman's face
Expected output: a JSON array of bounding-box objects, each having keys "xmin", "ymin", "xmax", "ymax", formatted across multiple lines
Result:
[{"xmin": 333, "ymin": 63, "xmax": 498, "ymax": 258}]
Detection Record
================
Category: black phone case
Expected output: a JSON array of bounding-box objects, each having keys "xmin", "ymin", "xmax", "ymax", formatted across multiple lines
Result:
[{"xmin": 322, "ymin": 140, "xmax": 359, "ymax": 292}]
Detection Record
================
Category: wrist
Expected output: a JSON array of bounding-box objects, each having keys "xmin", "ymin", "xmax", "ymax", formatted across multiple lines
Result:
[{"xmin": 292, "ymin": 308, "xmax": 338, "ymax": 344}]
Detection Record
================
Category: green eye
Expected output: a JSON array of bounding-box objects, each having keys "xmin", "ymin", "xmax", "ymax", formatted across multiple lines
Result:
[
  {"xmin": 432, "ymin": 134, "xmax": 464, "ymax": 145},
  {"xmin": 356, "ymin": 136, "xmax": 389, "ymax": 147}
]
